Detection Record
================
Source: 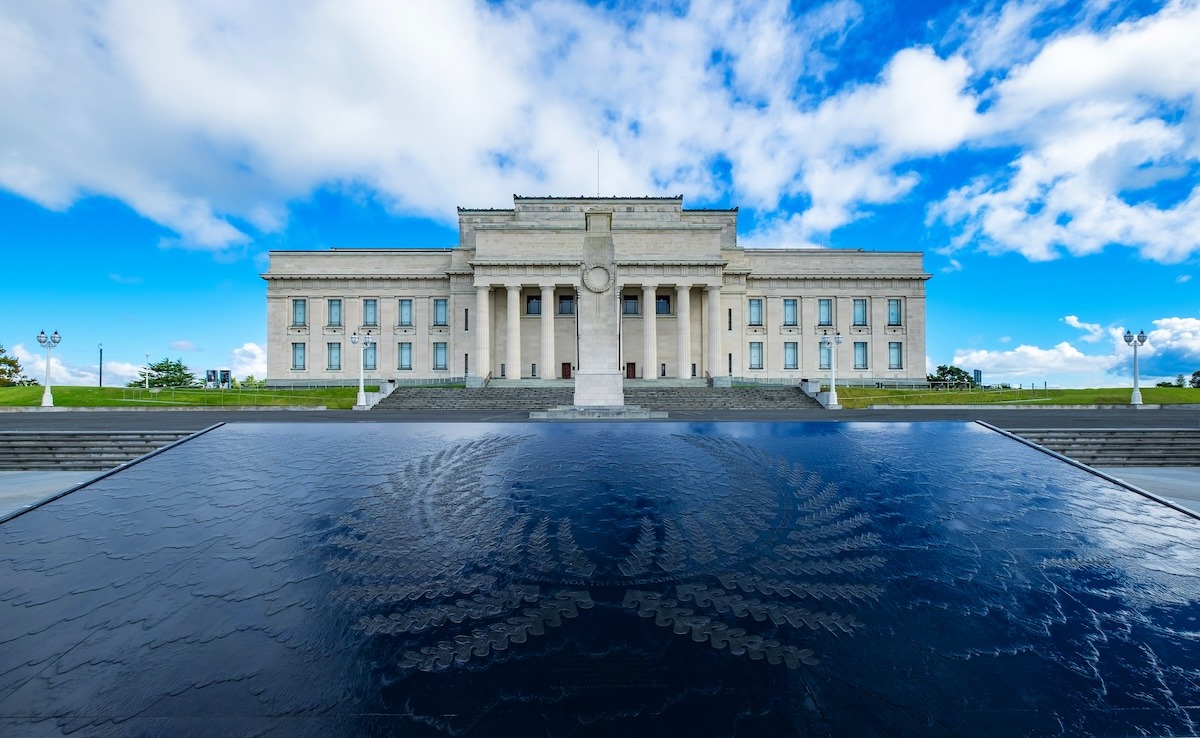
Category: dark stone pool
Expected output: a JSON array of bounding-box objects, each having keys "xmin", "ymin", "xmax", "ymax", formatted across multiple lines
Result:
[{"xmin": 2, "ymin": 422, "xmax": 1199, "ymax": 736}]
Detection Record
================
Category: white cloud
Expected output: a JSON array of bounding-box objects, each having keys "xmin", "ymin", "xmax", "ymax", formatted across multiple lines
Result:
[
  {"xmin": 1177, "ymin": 274, "xmax": 1192, "ymax": 283},
  {"xmin": 228, "ymin": 342, "xmax": 267, "ymax": 378},
  {"xmin": 169, "ymin": 340, "xmax": 198, "ymax": 351},
  {"xmin": 1062, "ymin": 314, "xmax": 1104, "ymax": 342},
  {"xmin": 932, "ymin": 1, "xmax": 1200, "ymax": 263},
  {"xmin": 953, "ymin": 341, "xmax": 1123, "ymax": 384},
  {"xmin": 941, "ymin": 258, "xmax": 963, "ymax": 273}
]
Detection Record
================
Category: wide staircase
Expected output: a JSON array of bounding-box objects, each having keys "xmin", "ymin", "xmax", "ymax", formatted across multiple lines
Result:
[
  {"xmin": 1008, "ymin": 428, "xmax": 1200, "ymax": 467},
  {"xmin": 373, "ymin": 384, "xmax": 821, "ymax": 411},
  {"xmin": 0, "ymin": 431, "xmax": 193, "ymax": 471}
]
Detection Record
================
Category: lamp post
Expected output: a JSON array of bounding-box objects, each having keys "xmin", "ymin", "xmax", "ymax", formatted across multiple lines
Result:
[
  {"xmin": 820, "ymin": 330, "xmax": 843, "ymax": 408},
  {"xmin": 351, "ymin": 330, "xmax": 374, "ymax": 407},
  {"xmin": 1123, "ymin": 329, "xmax": 1147, "ymax": 405},
  {"xmin": 98, "ymin": 343, "xmax": 103, "ymax": 387},
  {"xmin": 144, "ymin": 353, "xmax": 150, "ymax": 390},
  {"xmin": 36, "ymin": 330, "xmax": 61, "ymax": 407}
]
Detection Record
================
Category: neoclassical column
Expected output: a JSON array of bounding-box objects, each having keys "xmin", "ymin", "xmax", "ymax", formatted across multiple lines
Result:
[
  {"xmin": 706, "ymin": 285, "xmax": 721, "ymax": 377},
  {"xmin": 475, "ymin": 285, "xmax": 491, "ymax": 378},
  {"xmin": 506, "ymin": 285, "xmax": 521, "ymax": 379},
  {"xmin": 540, "ymin": 284, "xmax": 555, "ymax": 379},
  {"xmin": 642, "ymin": 283, "xmax": 657, "ymax": 379},
  {"xmin": 676, "ymin": 285, "xmax": 692, "ymax": 379}
]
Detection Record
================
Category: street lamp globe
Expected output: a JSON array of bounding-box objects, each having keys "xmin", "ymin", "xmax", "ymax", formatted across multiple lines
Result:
[
  {"xmin": 351, "ymin": 330, "xmax": 374, "ymax": 408},
  {"xmin": 820, "ymin": 330, "xmax": 843, "ymax": 408}
]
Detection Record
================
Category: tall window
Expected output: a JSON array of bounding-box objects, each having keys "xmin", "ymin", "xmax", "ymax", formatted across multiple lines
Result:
[
  {"xmin": 888, "ymin": 298, "xmax": 903, "ymax": 326},
  {"xmin": 291, "ymin": 343, "xmax": 305, "ymax": 370},
  {"xmin": 291, "ymin": 299, "xmax": 307, "ymax": 327},
  {"xmin": 622, "ymin": 294, "xmax": 639, "ymax": 315},
  {"xmin": 558, "ymin": 295, "xmax": 574, "ymax": 315},
  {"xmin": 398, "ymin": 299, "xmax": 413, "ymax": 326},
  {"xmin": 749, "ymin": 342, "xmax": 764, "ymax": 370},
  {"xmin": 889, "ymin": 342, "xmax": 903, "ymax": 369},
  {"xmin": 433, "ymin": 342, "xmax": 448, "ymax": 370},
  {"xmin": 363, "ymin": 344, "xmax": 377, "ymax": 371},
  {"xmin": 363, "ymin": 299, "xmax": 378, "ymax": 327},
  {"xmin": 783, "ymin": 299, "xmax": 798, "ymax": 327},
  {"xmin": 853, "ymin": 298, "xmax": 867, "ymax": 326},
  {"xmin": 854, "ymin": 341, "xmax": 868, "ymax": 369},
  {"xmin": 818, "ymin": 298, "xmax": 832, "ymax": 326},
  {"xmin": 656, "ymin": 295, "xmax": 671, "ymax": 315},
  {"xmin": 433, "ymin": 299, "xmax": 448, "ymax": 326},
  {"xmin": 326, "ymin": 342, "xmax": 341, "ymax": 371},
  {"xmin": 748, "ymin": 298, "xmax": 763, "ymax": 326},
  {"xmin": 327, "ymin": 299, "xmax": 342, "ymax": 327},
  {"xmin": 819, "ymin": 343, "xmax": 831, "ymax": 370},
  {"xmin": 784, "ymin": 342, "xmax": 798, "ymax": 370},
  {"xmin": 526, "ymin": 295, "xmax": 541, "ymax": 315},
  {"xmin": 398, "ymin": 342, "xmax": 412, "ymax": 370}
]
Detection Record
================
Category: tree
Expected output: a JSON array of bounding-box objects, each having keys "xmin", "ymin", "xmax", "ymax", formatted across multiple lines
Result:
[
  {"xmin": 927, "ymin": 364, "xmax": 974, "ymax": 387},
  {"xmin": 1176, "ymin": 374, "xmax": 1186, "ymax": 388},
  {"xmin": 126, "ymin": 357, "xmax": 198, "ymax": 388},
  {"xmin": 0, "ymin": 344, "xmax": 36, "ymax": 386},
  {"xmin": 1191, "ymin": 371, "xmax": 1200, "ymax": 389},
  {"xmin": 240, "ymin": 374, "xmax": 265, "ymax": 389}
]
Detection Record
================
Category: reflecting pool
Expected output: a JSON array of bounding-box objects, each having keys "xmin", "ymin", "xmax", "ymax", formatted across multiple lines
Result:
[{"xmin": 2, "ymin": 422, "xmax": 1199, "ymax": 737}]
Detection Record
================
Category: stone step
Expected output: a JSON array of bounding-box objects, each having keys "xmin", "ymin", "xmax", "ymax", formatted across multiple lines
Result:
[
  {"xmin": 0, "ymin": 432, "xmax": 192, "ymax": 471},
  {"xmin": 1008, "ymin": 429, "xmax": 1200, "ymax": 467}
]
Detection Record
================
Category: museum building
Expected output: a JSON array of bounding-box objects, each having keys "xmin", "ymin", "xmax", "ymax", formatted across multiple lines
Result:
[{"xmin": 262, "ymin": 196, "xmax": 930, "ymax": 386}]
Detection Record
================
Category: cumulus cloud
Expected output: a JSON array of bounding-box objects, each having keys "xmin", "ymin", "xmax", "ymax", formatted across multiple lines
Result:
[
  {"xmin": 228, "ymin": 342, "xmax": 267, "ymax": 378},
  {"xmin": 1062, "ymin": 314, "xmax": 1104, "ymax": 342},
  {"xmin": 932, "ymin": 1, "xmax": 1200, "ymax": 263}
]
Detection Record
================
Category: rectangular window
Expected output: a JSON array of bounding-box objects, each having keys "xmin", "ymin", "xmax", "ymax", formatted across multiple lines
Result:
[
  {"xmin": 854, "ymin": 341, "xmax": 868, "ymax": 369},
  {"xmin": 433, "ymin": 298, "xmax": 448, "ymax": 326},
  {"xmin": 749, "ymin": 342, "xmax": 764, "ymax": 370},
  {"xmin": 398, "ymin": 342, "xmax": 412, "ymax": 370},
  {"xmin": 326, "ymin": 342, "xmax": 341, "ymax": 371},
  {"xmin": 784, "ymin": 342, "xmax": 798, "ymax": 370},
  {"xmin": 748, "ymin": 298, "xmax": 763, "ymax": 326},
  {"xmin": 818, "ymin": 298, "xmax": 833, "ymax": 326},
  {"xmin": 327, "ymin": 299, "xmax": 342, "ymax": 327},
  {"xmin": 783, "ymin": 299, "xmax": 798, "ymax": 327},
  {"xmin": 363, "ymin": 299, "xmax": 378, "ymax": 327},
  {"xmin": 889, "ymin": 342, "xmax": 903, "ymax": 369},
  {"xmin": 656, "ymin": 295, "xmax": 671, "ymax": 315},
  {"xmin": 819, "ymin": 343, "xmax": 831, "ymax": 370},
  {"xmin": 464, "ymin": 308, "xmax": 469, "ymax": 331},
  {"xmin": 853, "ymin": 298, "xmax": 867, "ymax": 327},
  {"xmin": 363, "ymin": 343, "xmax": 377, "ymax": 371},
  {"xmin": 622, "ymin": 294, "xmax": 639, "ymax": 315},
  {"xmin": 291, "ymin": 342, "xmax": 305, "ymax": 370},
  {"xmin": 888, "ymin": 298, "xmax": 903, "ymax": 326},
  {"xmin": 398, "ymin": 299, "xmax": 413, "ymax": 326},
  {"xmin": 433, "ymin": 342, "xmax": 448, "ymax": 370},
  {"xmin": 291, "ymin": 299, "xmax": 307, "ymax": 327},
  {"xmin": 558, "ymin": 295, "xmax": 574, "ymax": 315},
  {"xmin": 526, "ymin": 295, "xmax": 541, "ymax": 315}
]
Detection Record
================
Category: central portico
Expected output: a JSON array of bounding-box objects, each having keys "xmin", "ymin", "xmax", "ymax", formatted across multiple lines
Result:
[{"xmin": 465, "ymin": 196, "xmax": 728, "ymax": 387}]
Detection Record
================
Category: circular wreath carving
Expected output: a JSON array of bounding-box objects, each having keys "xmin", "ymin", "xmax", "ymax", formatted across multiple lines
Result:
[{"xmin": 582, "ymin": 264, "xmax": 615, "ymax": 294}]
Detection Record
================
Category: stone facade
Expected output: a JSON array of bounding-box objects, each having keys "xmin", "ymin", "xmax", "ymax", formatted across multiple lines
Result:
[{"xmin": 262, "ymin": 196, "xmax": 930, "ymax": 386}]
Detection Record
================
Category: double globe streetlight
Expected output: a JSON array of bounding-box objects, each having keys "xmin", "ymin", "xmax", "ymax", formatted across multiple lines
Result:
[
  {"xmin": 820, "ymin": 330, "xmax": 843, "ymax": 408},
  {"xmin": 350, "ymin": 330, "xmax": 374, "ymax": 408},
  {"xmin": 36, "ymin": 330, "xmax": 62, "ymax": 407},
  {"xmin": 1123, "ymin": 329, "xmax": 1147, "ymax": 406}
]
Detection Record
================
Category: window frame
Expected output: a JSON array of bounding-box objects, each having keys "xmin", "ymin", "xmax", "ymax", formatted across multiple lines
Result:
[
  {"xmin": 558, "ymin": 295, "xmax": 575, "ymax": 315},
  {"xmin": 290, "ymin": 342, "xmax": 306, "ymax": 370},
  {"xmin": 818, "ymin": 298, "xmax": 833, "ymax": 327},
  {"xmin": 326, "ymin": 342, "xmax": 341, "ymax": 371},
  {"xmin": 748, "ymin": 341, "xmax": 764, "ymax": 370},
  {"xmin": 362, "ymin": 343, "xmax": 377, "ymax": 371},
  {"xmin": 819, "ymin": 343, "xmax": 831, "ymax": 370},
  {"xmin": 622, "ymin": 294, "xmax": 639, "ymax": 315},
  {"xmin": 362, "ymin": 298, "xmax": 378, "ymax": 328},
  {"xmin": 853, "ymin": 298, "xmax": 868, "ymax": 327},
  {"xmin": 889, "ymin": 341, "xmax": 903, "ymax": 369},
  {"xmin": 291, "ymin": 299, "xmax": 307, "ymax": 327},
  {"xmin": 327, "ymin": 298, "xmax": 342, "ymax": 327},
  {"xmin": 783, "ymin": 299, "xmax": 798, "ymax": 327},
  {"xmin": 398, "ymin": 342, "xmax": 413, "ymax": 371},
  {"xmin": 747, "ymin": 298, "xmax": 763, "ymax": 327},
  {"xmin": 526, "ymin": 294, "xmax": 542, "ymax": 316},
  {"xmin": 432, "ymin": 342, "xmax": 448, "ymax": 370},
  {"xmin": 433, "ymin": 298, "xmax": 449, "ymax": 327},
  {"xmin": 888, "ymin": 298, "xmax": 903, "ymax": 327},
  {"xmin": 655, "ymin": 295, "xmax": 672, "ymax": 315},
  {"xmin": 854, "ymin": 341, "xmax": 868, "ymax": 370},
  {"xmin": 783, "ymin": 341, "xmax": 798, "ymax": 370},
  {"xmin": 398, "ymin": 298, "xmax": 413, "ymax": 327}
]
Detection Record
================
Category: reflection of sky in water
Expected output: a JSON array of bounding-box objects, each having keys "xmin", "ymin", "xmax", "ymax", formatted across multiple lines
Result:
[{"xmin": 1, "ymin": 421, "xmax": 1198, "ymax": 737}]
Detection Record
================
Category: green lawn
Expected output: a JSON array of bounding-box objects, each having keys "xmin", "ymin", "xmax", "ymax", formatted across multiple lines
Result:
[
  {"xmin": 0, "ymin": 386, "xmax": 374, "ymax": 410},
  {"xmin": 834, "ymin": 386, "xmax": 1200, "ymax": 409}
]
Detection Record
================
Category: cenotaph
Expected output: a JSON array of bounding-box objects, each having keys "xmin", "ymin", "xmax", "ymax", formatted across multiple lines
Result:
[{"xmin": 573, "ymin": 209, "xmax": 625, "ymax": 407}]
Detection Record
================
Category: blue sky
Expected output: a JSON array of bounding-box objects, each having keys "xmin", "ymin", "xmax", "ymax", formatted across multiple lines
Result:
[{"xmin": 2, "ymin": 0, "xmax": 1198, "ymax": 388}]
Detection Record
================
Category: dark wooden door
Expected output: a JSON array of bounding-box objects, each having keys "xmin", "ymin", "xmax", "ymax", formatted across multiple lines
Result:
[
  {"xmin": 561, "ymin": 363, "xmax": 572, "ymax": 379},
  {"xmin": 626, "ymin": 362, "xmax": 636, "ymax": 379}
]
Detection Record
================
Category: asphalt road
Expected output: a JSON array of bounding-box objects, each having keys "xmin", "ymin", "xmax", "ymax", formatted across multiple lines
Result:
[{"xmin": 1, "ymin": 405, "xmax": 1198, "ymax": 431}]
